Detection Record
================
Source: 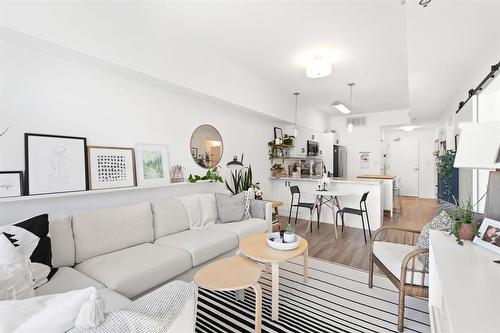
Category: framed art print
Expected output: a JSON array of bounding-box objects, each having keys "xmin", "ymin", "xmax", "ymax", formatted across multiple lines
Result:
[
  {"xmin": 135, "ymin": 144, "xmax": 170, "ymax": 187},
  {"xmin": 88, "ymin": 146, "xmax": 136, "ymax": 190},
  {"xmin": 474, "ymin": 218, "xmax": 500, "ymax": 255},
  {"xmin": 274, "ymin": 127, "xmax": 283, "ymax": 141},
  {"xmin": 0, "ymin": 171, "xmax": 23, "ymax": 198},
  {"xmin": 25, "ymin": 133, "xmax": 88, "ymax": 195}
]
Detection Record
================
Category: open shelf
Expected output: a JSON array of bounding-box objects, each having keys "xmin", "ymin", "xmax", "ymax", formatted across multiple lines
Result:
[
  {"xmin": 270, "ymin": 156, "xmax": 323, "ymax": 160},
  {"xmin": 269, "ymin": 144, "xmax": 294, "ymax": 148},
  {"xmin": 0, "ymin": 180, "xmax": 214, "ymax": 204}
]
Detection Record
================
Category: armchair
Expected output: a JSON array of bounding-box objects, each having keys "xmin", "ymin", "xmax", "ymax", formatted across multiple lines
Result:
[{"xmin": 368, "ymin": 226, "xmax": 429, "ymax": 332}]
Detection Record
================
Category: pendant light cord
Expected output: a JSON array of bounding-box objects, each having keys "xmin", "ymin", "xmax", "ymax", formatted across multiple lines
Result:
[{"xmin": 293, "ymin": 92, "xmax": 299, "ymax": 129}]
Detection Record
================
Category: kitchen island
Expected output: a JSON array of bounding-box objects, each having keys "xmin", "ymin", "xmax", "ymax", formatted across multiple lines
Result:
[
  {"xmin": 357, "ymin": 175, "xmax": 397, "ymax": 216},
  {"xmin": 270, "ymin": 177, "xmax": 383, "ymax": 231}
]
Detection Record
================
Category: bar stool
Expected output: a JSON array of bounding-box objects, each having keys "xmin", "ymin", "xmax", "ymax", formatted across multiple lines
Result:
[
  {"xmin": 288, "ymin": 186, "xmax": 320, "ymax": 230},
  {"xmin": 336, "ymin": 191, "xmax": 371, "ymax": 243}
]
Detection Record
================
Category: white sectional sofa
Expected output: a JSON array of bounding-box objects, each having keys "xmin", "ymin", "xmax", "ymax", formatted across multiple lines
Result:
[{"xmin": 34, "ymin": 194, "xmax": 272, "ymax": 312}]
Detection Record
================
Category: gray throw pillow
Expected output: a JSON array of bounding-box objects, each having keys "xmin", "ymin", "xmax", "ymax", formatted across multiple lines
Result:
[
  {"xmin": 215, "ymin": 192, "xmax": 249, "ymax": 223},
  {"xmin": 416, "ymin": 210, "xmax": 452, "ymax": 267}
]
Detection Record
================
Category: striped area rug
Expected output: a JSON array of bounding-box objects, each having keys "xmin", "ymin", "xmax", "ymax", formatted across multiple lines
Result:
[{"xmin": 196, "ymin": 257, "xmax": 430, "ymax": 333}]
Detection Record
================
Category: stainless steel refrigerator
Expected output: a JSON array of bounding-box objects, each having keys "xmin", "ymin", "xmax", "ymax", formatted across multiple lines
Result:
[{"xmin": 333, "ymin": 145, "xmax": 347, "ymax": 178}]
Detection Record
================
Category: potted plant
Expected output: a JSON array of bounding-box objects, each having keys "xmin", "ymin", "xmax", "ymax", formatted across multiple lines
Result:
[
  {"xmin": 436, "ymin": 151, "xmax": 456, "ymax": 201},
  {"xmin": 451, "ymin": 199, "xmax": 479, "ymax": 245},
  {"xmin": 284, "ymin": 223, "xmax": 296, "ymax": 243},
  {"xmin": 283, "ymin": 134, "xmax": 295, "ymax": 146},
  {"xmin": 271, "ymin": 164, "xmax": 285, "ymax": 177}
]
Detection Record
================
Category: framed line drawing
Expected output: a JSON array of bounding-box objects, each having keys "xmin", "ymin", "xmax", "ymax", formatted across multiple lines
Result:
[
  {"xmin": 87, "ymin": 146, "xmax": 136, "ymax": 190},
  {"xmin": 25, "ymin": 133, "xmax": 88, "ymax": 195},
  {"xmin": 135, "ymin": 143, "xmax": 170, "ymax": 187},
  {"xmin": 0, "ymin": 171, "xmax": 23, "ymax": 198},
  {"xmin": 273, "ymin": 127, "xmax": 283, "ymax": 141}
]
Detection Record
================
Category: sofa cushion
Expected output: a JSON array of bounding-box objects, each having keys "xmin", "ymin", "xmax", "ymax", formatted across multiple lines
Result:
[
  {"xmin": 155, "ymin": 229, "xmax": 238, "ymax": 266},
  {"xmin": 48, "ymin": 215, "xmax": 75, "ymax": 267},
  {"xmin": 176, "ymin": 193, "xmax": 218, "ymax": 230},
  {"xmin": 75, "ymin": 243, "xmax": 192, "ymax": 298},
  {"xmin": 208, "ymin": 218, "xmax": 268, "ymax": 240},
  {"xmin": 72, "ymin": 203, "xmax": 154, "ymax": 263},
  {"xmin": 373, "ymin": 241, "xmax": 429, "ymax": 286},
  {"xmin": 215, "ymin": 192, "xmax": 249, "ymax": 223},
  {"xmin": 151, "ymin": 198, "xmax": 190, "ymax": 239},
  {"xmin": 35, "ymin": 267, "xmax": 104, "ymax": 296},
  {"xmin": 98, "ymin": 288, "xmax": 132, "ymax": 313}
]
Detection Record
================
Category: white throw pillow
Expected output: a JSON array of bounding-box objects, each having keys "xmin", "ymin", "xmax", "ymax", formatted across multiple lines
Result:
[
  {"xmin": 0, "ymin": 234, "xmax": 34, "ymax": 300},
  {"xmin": 0, "ymin": 287, "xmax": 102, "ymax": 333}
]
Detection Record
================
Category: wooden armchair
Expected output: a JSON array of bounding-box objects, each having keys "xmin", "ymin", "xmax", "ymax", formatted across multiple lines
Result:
[{"xmin": 368, "ymin": 226, "xmax": 429, "ymax": 332}]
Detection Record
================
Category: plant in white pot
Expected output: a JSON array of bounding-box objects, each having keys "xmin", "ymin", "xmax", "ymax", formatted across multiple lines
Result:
[{"xmin": 284, "ymin": 224, "xmax": 296, "ymax": 243}]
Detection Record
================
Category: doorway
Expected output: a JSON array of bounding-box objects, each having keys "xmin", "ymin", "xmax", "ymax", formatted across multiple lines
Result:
[{"xmin": 388, "ymin": 137, "xmax": 419, "ymax": 197}]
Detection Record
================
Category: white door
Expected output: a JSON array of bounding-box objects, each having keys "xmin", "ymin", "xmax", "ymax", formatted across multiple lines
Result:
[{"xmin": 388, "ymin": 137, "xmax": 419, "ymax": 197}]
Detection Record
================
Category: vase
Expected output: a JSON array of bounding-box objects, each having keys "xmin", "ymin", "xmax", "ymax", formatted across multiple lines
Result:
[{"xmin": 459, "ymin": 224, "xmax": 474, "ymax": 241}]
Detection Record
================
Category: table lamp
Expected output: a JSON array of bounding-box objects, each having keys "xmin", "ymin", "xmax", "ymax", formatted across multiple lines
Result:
[{"xmin": 454, "ymin": 121, "xmax": 500, "ymax": 219}]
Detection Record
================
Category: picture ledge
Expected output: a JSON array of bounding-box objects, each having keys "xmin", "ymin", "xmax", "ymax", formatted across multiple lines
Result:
[{"xmin": 0, "ymin": 180, "xmax": 214, "ymax": 204}]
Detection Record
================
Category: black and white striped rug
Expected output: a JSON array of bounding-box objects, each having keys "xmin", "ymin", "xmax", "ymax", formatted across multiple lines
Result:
[{"xmin": 196, "ymin": 257, "xmax": 430, "ymax": 333}]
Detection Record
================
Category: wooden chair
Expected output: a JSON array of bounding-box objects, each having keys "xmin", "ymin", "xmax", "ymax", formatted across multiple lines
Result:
[{"xmin": 368, "ymin": 226, "xmax": 429, "ymax": 332}]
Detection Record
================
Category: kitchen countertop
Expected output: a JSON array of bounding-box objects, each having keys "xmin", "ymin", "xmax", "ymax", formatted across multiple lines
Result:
[
  {"xmin": 357, "ymin": 175, "xmax": 397, "ymax": 180},
  {"xmin": 269, "ymin": 177, "xmax": 382, "ymax": 185}
]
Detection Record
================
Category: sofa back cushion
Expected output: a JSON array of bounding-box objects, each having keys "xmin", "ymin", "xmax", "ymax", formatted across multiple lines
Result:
[
  {"xmin": 175, "ymin": 193, "xmax": 218, "ymax": 230},
  {"xmin": 48, "ymin": 215, "xmax": 75, "ymax": 268},
  {"xmin": 151, "ymin": 198, "xmax": 190, "ymax": 239},
  {"xmin": 72, "ymin": 203, "xmax": 154, "ymax": 263}
]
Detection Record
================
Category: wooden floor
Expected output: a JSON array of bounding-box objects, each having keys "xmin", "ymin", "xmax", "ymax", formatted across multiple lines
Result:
[{"xmin": 279, "ymin": 196, "xmax": 437, "ymax": 271}]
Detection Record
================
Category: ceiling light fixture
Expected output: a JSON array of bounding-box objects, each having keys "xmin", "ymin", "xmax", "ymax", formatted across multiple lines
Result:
[
  {"xmin": 306, "ymin": 57, "xmax": 332, "ymax": 78},
  {"xmin": 332, "ymin": 82, "xmax": 355, "ymax": 114},
  {"xmin": 293, "ymin": 92, "xmax": 300, "ymax": 136},
  {"xmin": 400, "ymin": 125, "xmax": 419, "ymax": 132}
]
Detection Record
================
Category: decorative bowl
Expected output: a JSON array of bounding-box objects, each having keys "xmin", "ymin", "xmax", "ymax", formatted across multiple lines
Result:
[{"xmin": 266, "ymin": 232, "xmax": 301, "ymax": 251}]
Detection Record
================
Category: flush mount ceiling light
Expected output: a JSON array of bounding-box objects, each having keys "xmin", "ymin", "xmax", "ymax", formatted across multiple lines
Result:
[
  {"xmin": 306, "ymin": 57, "xmax": 332, "ymax": 78},
  {"xmin": 332, "ymin": 82, "xmax": 355, "ymax": 114},
  {"xmin": 400, "ymin": 125, "xmax": 420, "ymax": 132}
]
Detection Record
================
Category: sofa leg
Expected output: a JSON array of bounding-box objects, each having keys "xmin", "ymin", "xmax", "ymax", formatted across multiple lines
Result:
[
  {"xmin": 398, "ymin": 289, "xmax": 405, "ymax": 332},
  {"xmin": 368, "ymin": 254, "xmax": 374, "ymax": 288}
]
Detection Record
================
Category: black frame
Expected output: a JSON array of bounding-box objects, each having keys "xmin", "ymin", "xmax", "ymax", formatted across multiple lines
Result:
[
  {"xmin": 273, "ymin": 127, "xmax": 283, "ymax": 141},
  {"xmin": 0, "ymin": 171, "xmax": 24, "ymax": 197},
  {"xmin": 25, "ymin": 133, "xmax": 88, "ymax": 195}
]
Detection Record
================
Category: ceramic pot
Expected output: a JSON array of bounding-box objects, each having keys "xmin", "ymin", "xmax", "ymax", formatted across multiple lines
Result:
[
  {"xmin": 283, "ymin": 233, "xmax": 296, "ymax": 243},
  {"xmin": 459, "ymin": 224, "xmax": 474, "ymax": 241}
]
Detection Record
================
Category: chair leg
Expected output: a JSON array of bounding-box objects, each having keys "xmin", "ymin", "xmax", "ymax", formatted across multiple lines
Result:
[
  {"xmin": 398, "ymin": 289, "xmax": 405, "ymax": 332},
  {"xmin": 288, "ymin": 204, "xmax": 293, "ymax": 225},
  {"xmin": 294, "ymin": 206, "xmax": 299, "ymax": 225},
  {"xmin": 341, "ymin": 212, "xmax": 345, "ymax": 233},
  {"xmin": 316, "ymin": 206, "xmax": 320, "ymax": 230},
  {"xmin": 365, "ymin": 211, "xmax": 372, "ymax": 238},
  {"xmin": 368, "ymin": 253, "xmax": 374, "ymax": 288},
  {"xmin": 360, "ymin": 214, "xmax": 367, "ymax": 243}
]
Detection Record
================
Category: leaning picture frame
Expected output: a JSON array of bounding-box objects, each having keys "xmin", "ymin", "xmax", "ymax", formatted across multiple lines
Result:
[
  {"xmin": 473, "ymin": 218, "xmax": 500, "ymax": 255},
  {"xmin": 25, "ymin": 133, "xmax": 88, "ymax": 195},
  {"xmin": 135, "ymin": 143, "xmax": 171, "ymax": 187},
  {"xmin": 87, "ymin": 146, "xmax": 136, "ymax": 190},
  {"xmin": 274, "ymin": 127, "xmax": 283, "ymax": 141},
  {"xmin": 0, "ymin": 171, "xmax": 23, "ymax": 198}
]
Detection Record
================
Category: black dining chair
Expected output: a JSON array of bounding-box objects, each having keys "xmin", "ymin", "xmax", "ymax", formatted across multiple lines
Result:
[
  {"xmin": 288, "ymin": 185, "xmax": 320, "ymax": 231},
  {"xmin": 336, "ymin": 191, "xmax": 372, "ymax": 243}
]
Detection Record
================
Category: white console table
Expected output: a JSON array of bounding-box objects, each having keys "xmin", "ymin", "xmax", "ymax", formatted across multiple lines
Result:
[{"xmin": 429, "ymin": 230, "xmax": 500, "ymax": 333}]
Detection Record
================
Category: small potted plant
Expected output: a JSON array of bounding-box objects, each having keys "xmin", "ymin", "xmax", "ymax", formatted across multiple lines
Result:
[
  {"xmin": 271, "ymin": 164, "xmax": 285, "ymax": 177},
  {"xmin": 451, "ymin": 199, "xmax": 479, "ymax": 245},
  {"xmin": 283, "ymin": 223, "xmax": 296, "ymax": 243},
  {"xmin": 283, "ymin": 134, "xmax": 295, "ymax": 146}
]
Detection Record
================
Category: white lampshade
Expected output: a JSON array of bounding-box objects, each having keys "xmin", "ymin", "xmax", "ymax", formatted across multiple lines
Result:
[
  {"xmin": 454, "ymin": 122, "xmax": 500, "ymax": 169},
  {"xmin": 306, "ymin": 58, "xmax": 332, "ymax": 78}
]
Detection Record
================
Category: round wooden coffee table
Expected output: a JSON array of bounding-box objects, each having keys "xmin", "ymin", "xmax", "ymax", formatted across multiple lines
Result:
[
  {"xmin": 194, "ymin": 256, "xmax": 262, "ymax": 332},
  {"xmin": 239, "ymin": 233, "xmax": 308, "ymax": 321}
]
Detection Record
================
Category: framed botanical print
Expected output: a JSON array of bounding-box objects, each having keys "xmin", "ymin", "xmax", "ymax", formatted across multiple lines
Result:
[
  {"xmin": 135, "ymin": 144, "xmax": 170, "ymax": 187},
  {"xmin": 88, "ymin": 146, "xmax": 136, "ymax": 190},
  {"xmin": 25, "ymin": 133, "xmax": 88, "ymax": 195},
  {"xmin": 0, "ymin": 171, "xmax": 23, "ymax": 198}
]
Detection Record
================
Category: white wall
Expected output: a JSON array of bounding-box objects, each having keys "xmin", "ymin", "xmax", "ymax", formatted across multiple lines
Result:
[
  {"xmin": 330, "ymin": 110, "xmax": 410, "ymax": 177},
  {"xmin": 0, "ymin": 37, "xmax": 297, "ymax": 225},
  {"xmin": 382, "ymin": 127, "xmax": 438, "ymax": 199}
]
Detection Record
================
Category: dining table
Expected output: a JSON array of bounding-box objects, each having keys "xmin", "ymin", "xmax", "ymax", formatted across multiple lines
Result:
[{"xmin": 304, "ymin": 189, "xmax": 352, "ymax": 239}]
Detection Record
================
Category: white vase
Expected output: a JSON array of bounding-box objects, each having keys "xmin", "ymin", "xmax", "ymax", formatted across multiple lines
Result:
[{"xmin": 283, "ymin": 233, "xmax": 296, "ymax": 243}]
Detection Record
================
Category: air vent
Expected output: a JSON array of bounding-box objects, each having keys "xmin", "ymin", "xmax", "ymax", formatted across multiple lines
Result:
[{"xmin": 346, "ymin": 116, "xmax": 366, "ymax": 127}]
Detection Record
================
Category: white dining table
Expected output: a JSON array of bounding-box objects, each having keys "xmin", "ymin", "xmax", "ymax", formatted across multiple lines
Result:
[{"xmin": 304, "ymin": 190, "xmax": 352, "ymax": 239}]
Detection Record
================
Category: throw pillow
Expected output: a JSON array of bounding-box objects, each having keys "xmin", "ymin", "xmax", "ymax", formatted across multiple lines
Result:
[
  {"xmin": 416, "ymin": 210, "xmax": 452, "ymax": 267},
  {"xmin": 215, "ymin": 192, "xmax": 249, "ymax": 223},
  {"xmin": 0, "ymin": 233, "xmax": 35, "ymax": 300},
  {"xmin": 0, "ymin": 214, "xmax": 57, "ymax": 287},
  {"xmin": 243, "ymin": 190, "xmax": 251, "ymax": 219}
]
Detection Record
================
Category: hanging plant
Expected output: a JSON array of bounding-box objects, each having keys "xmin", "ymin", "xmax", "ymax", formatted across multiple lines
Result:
[{"xmin": 436, "ymin": 151, "xmax": 456, "ymax": 200}]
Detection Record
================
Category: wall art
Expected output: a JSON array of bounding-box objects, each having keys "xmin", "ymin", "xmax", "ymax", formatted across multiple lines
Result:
[
  {"xmin": 0, "ymin": 171, "xmax": 23, "ymax": 198},
  {"xmin": 135, "ymin": 144, "xmax": 170, "ymax": 187},
  {"xmin": 88, "ymin": 146, "xmax": 136, "ymax": 190}
]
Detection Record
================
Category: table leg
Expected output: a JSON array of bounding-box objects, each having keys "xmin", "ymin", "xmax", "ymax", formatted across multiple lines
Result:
[
  {"xmin": 252, "ymin": 283, "xmax": 262, "ymax": 333},
  {"xmin": 307, "ymin": 196, "xmax": 318, "ymax": 233},
  {"xmin": 303, "ymin": 247, "xmax": 309, "ymax": 284},
  {"xmin": 271, "ymin": 262, "xmax": 279, "ymax": 321},
  {"xmin": 265, "ymin": 263, "xmax": 271, "ymax": 273},
  {"xmin": 331, "ymin": 196, "xmax": 339, "ymax": 240}
]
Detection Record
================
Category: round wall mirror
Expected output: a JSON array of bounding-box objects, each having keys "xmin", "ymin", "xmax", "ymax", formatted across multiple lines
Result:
[{"xmin": 190, "ymin": 124, "xmax": 223, "ymax": 168}]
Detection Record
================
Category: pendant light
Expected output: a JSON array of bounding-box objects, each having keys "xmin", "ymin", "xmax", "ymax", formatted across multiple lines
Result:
[
  {"xmin": 346, "ymin": 83, "xmax": 355, "ymax": 133},
  {"xmin": 293, "ymin": 92, "xmax": 300, "ymax": 136}
]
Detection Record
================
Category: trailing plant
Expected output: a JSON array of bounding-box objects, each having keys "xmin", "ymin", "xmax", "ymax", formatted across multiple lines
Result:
[
  {"xmin": 285, "ymin": 223, "xmax": 295, "ymax": 235},
  {"xmin": 436, "ymin": 151, "xmax": 455, "ymax": 200},
  {"xmin": 451, "ymin": 199, "xmax": 479, "ymax": 245},
  {"xmin": 188, "ymin": 167, "xmax": 223, "ymax": 183}
]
